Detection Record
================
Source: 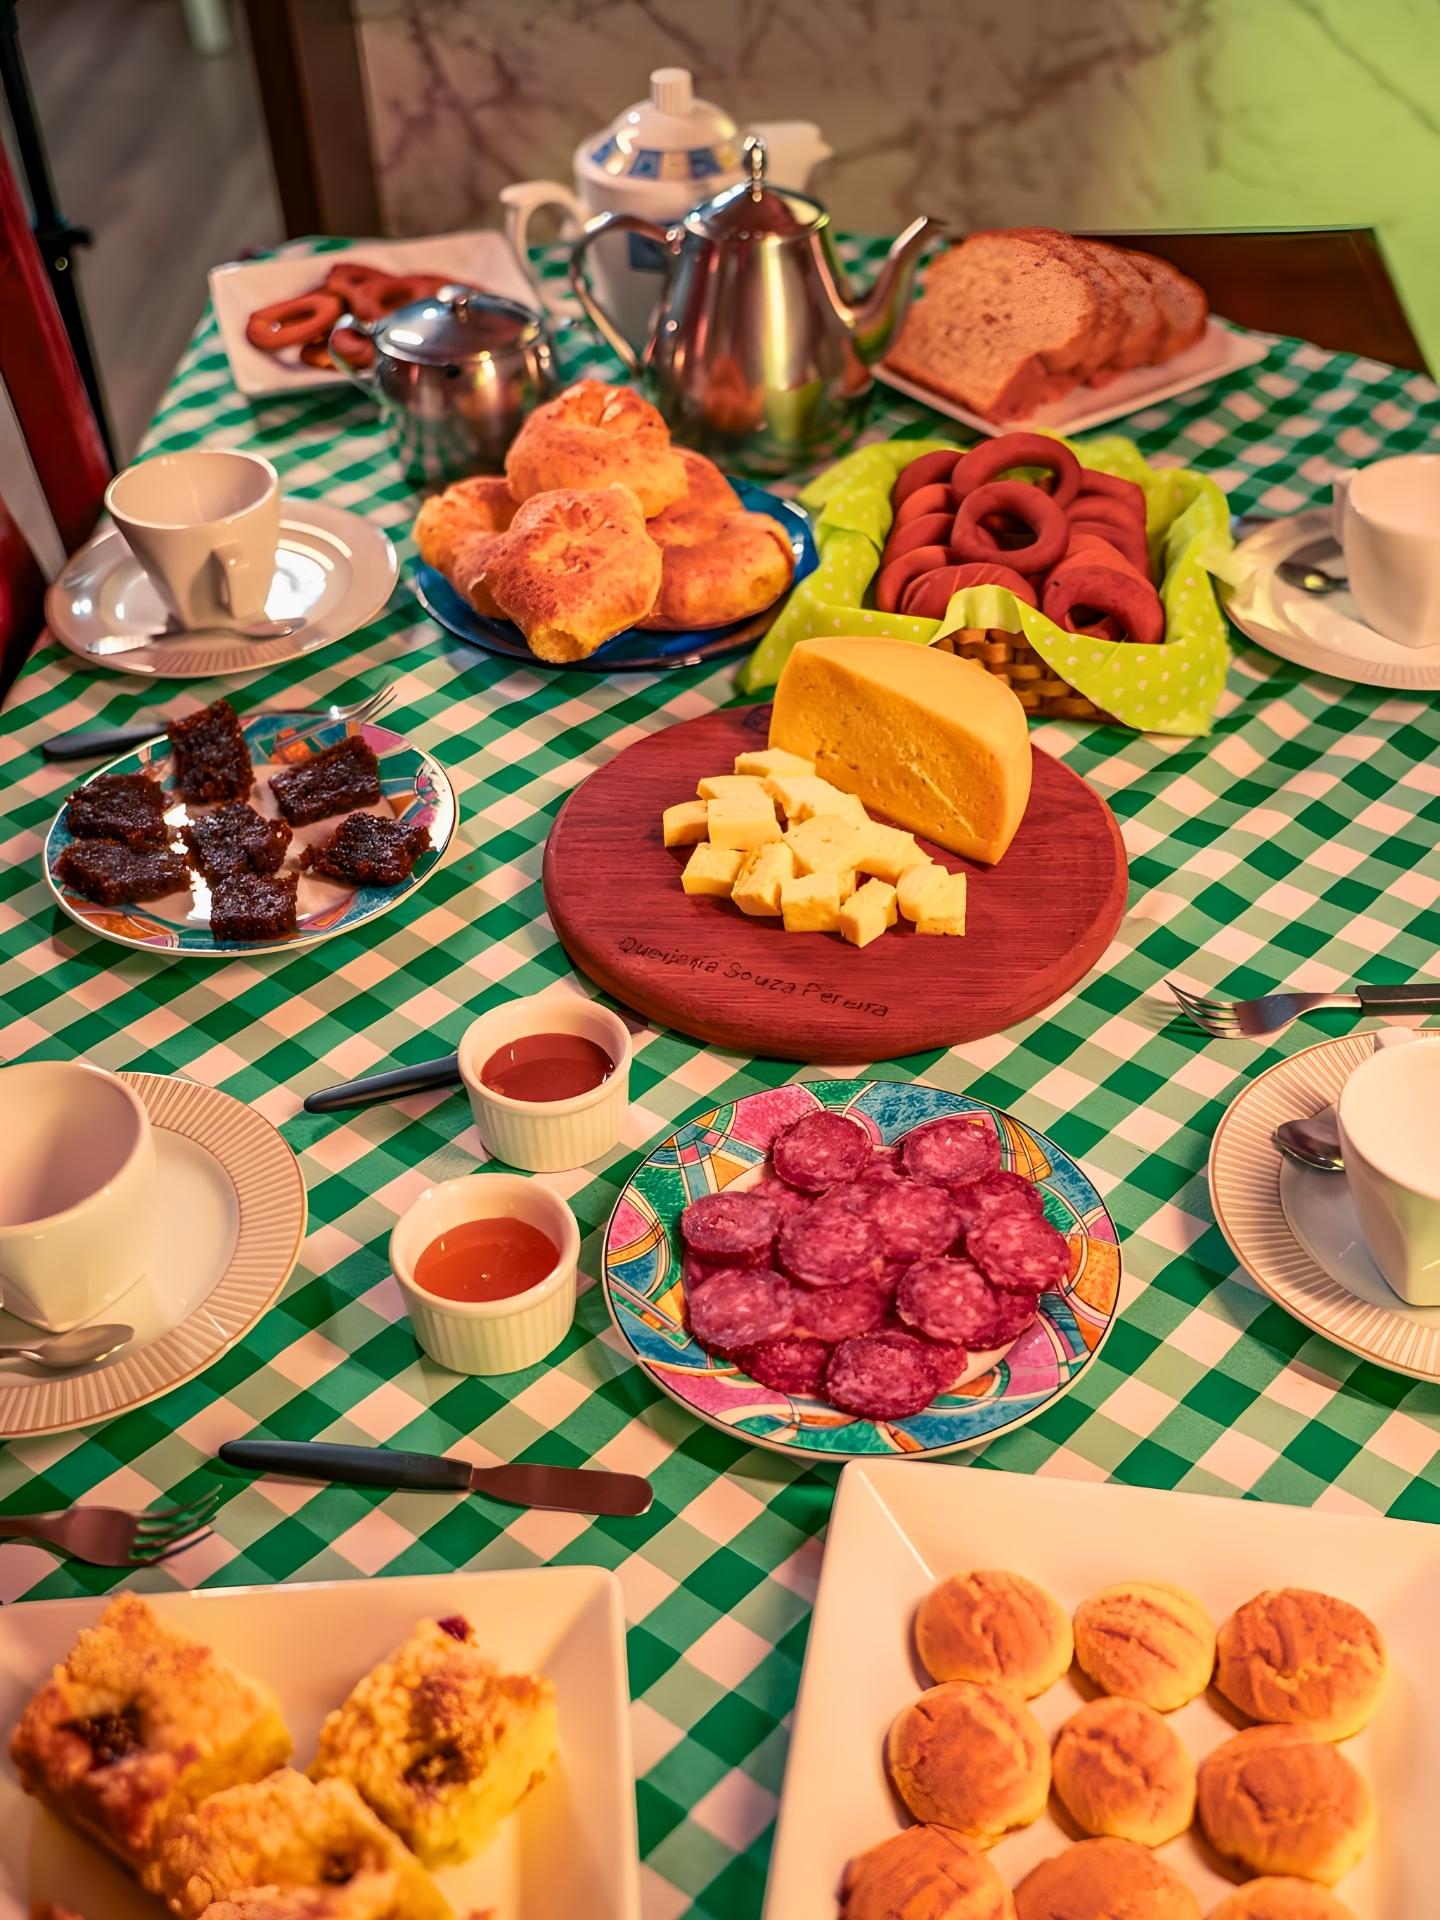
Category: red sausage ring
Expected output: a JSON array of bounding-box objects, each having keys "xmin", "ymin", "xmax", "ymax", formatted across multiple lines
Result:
[
  {"xmin": 875, "ymin": 545, "xmax": 952, "ymax": 613},
  {"xmin": 952, "ymin": 481, "xmax": 1068, "ymax": 575},
  {"xmin": 1065, "ymin": 521, "xmax": 1150, "ymax": 577},
  {"xmin": 350, "ymin": 272, "xmax": 451, "ymax": 321},
  {"xmin": 894, "ymin": 482, "xmax": 957, "ymax": 529},
  {"xmin": 323, "ymin": 260, "xmax": 391, "ymax": 302},
  {"xmin": 245, "ymin": 290, "xmax": 343, "ymax": 353},
  {"xmin": 899, "ymin": 562, "xmax": 1039, "ymax": 619},
  {"xmin": 881, "ymin": 514, "xmax": 957, "ymax": 565},
  {"xmin": 1069, "ymin": 492, "xmax": 1144, "ymax": 534},
  {"xmin": 1042, "ymin": 563, "xmax": 1165, "ymax": 645},
  {"xmin": 951, "ymin": 431, "xmax": 1081, "ymax": 509},
  {"xmin": 892, "ymin": 448, "xmax": 962, "ymax": 508},
  {"xmin": 1074, "ymin": 469, "xmax": 1147, "ymax": 518}
]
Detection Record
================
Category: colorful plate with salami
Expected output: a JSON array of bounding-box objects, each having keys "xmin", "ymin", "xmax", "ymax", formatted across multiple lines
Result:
[{"xmin": 602, "ymin": 1079, "xmax": 1120, "ymax": 1459}]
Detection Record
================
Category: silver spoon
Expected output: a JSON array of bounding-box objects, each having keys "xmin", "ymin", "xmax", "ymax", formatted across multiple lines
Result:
[
  {"xmin": 89, "ymin": 616, "xmax": 305, "ymax": 661},
  {"xmin": 1273, "ymin": 1108, "xmax": 1344, "ymax": 1172},
  {"xmin": 0, "ymin": 1323, "xmax": 134, "ymax": 1369},
  {"xmin": 1275, "ymin": 558, "xmax": 1348, "ymax": 595}
]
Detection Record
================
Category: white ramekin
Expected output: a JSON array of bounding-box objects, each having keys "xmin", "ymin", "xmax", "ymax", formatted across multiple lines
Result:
[
  {"xmin": 389, "ymin": 1173, "xmax": 580, "ymax": 1374},
  {"xmin": 457, "ymin": 995, "xmax": 633, "ymax": 1173}
]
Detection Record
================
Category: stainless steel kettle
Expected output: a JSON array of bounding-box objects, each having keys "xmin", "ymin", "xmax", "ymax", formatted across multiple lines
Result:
[{"xmin": 568, "ymin": 136, "xmax": 940, "ymax": 471}]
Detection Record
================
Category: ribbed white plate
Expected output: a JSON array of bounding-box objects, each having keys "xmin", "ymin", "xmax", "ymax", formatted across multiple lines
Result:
[
  {"xmin": 1208, "ymin": 1032, "xmax": 1440, "ymax": 1379},
  {"xmin": 0, "ymin": 1073, "xmax": 305, "ymax": 1438}
]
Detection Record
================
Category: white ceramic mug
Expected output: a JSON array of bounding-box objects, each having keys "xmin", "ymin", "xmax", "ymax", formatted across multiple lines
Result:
[
  {"xmin": 1336, "ymin": 1030, "xmax": 1440, "ymax": 1304},
  {"xmin": 1332, "ymin": 453, "xmax": 1440, "ymax": 648},
  {"xmin": 0, "ymin": 1062, "xmax": 157, "ymax": 1330},
  {"xmin": 105, "ymin": 448, "xmax": 280, "ymax": 629},
  {"xmin": 457, "ymin": 995, "xmax": 632, "ymax": 1173}
]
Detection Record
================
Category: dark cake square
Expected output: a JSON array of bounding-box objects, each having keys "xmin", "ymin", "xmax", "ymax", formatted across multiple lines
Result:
[
  {"xmin": 209, "ymin": 869, "xmax": 298, "ymax": 942},
  {"xmin": 299, "ymin": 812, "xmax": 431, "ymax": 886},
  {"xmin": 64, "ymin": 772, "xmax": 169, "ymax": 850},
  {"xmin": 268, "ymin": 735, "xmax": 381, "ymax": 826},
  {"xmin": 55, "ymin": 839, "xmax": 190, "ymax": 905},
  {"xmin": 167, "ymin": 699, "xmax": 253, "ymax": 803},
  {"xmin": 183, "ymin": 803, "xmax": 292, "ymax": 881}
]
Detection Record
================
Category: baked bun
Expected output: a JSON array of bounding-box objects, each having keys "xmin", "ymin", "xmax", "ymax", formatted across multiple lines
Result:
[
  {"xmin": 413, "ymin": 475, "xmax": 517, "ymax": 576},
  {"xmin": 640, "ymin": 449, "xmax": 794, "ymax": 628},
  {"xmin": 1072, "ymin": 1579, "xmax": 1216, "ymax": 1711},
  {"xmin": 1208, "ymin": 1880, "xmax": 1357, "ymax": 1920},
  {"xmin": 1051, "ymin": 1695, "xmax": 1195, "ymax": 1846},
  {"xmin": 1014, "ymin": 1836, "xmax": 1200, "ymax": 1919},
  {"xmin": 916, "ymin": 1570, "xmax": 1073, "ymax": 1698},
  {"xmin": 1215, "ymin": 1588, "xmax": 1385, "ymax": 1740},
  {"xmin": 505, "ymin": 379, "xmax": 686, "ymax": 517},
  {"xmin": 840, "ymin": 1824, "xmax": 1017, "ymax": 1919},
  {"xmin": 481, "ymin": 484, "xmax": 660, "ymax": 662},
  {"xmin": 886, "ymin": 1681, "xmax": 1048, "ymax": 1843},
  {"xmin": 1196, "ymin": 1726, "xmax": 1375, "ymax": 1885}
]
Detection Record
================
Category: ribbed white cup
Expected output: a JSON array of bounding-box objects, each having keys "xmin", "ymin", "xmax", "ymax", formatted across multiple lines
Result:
[
  {"xmin": 457, "ymin": 996, "xmax": 632, "ymax": 1173},
  {"xmin": 390, "ymin": 1173, "xmax": 579, "ymax": 1375}
]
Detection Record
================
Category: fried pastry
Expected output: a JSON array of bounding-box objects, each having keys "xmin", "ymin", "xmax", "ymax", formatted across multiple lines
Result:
[
  {"xmin": 1197, "ymin": 1725, "xmax": 1375, "ymax": 1885},
  {"xmin": 9, "ymin": 1593, "xmax": 292, "ymax": 1876},
  {"xmin": 203, "ymin": 1883, "xmax": 408, "ymax": 1920},
  {"xmin": 840, "ymin": 1824, "xmax": 1016, "ymax": 1919},
  {"xmin": 413, "ymin": 475, "xmax": 517, "ymax": 576},
  {"xmin": 886, "ymin": 1680, "xmax": 1049, "ymax": 1843},
  {"xmin": 310, "ymin": 1614, "xmax": 557, "ymax": 1869},
  {"xmin": 640, "ymin": 448, "xmax": 793, "ymax": 627},
  {"xmin": 482, "ymin": 483, "xmax": 661, "ymax": 662},
  {"xmin": 505, "ymin": 378, "xmax": 686, "ymax": 517},
  {"xmin": 1215, "ymin": 1587, "xmax": 1385, "ymax": 1740}
]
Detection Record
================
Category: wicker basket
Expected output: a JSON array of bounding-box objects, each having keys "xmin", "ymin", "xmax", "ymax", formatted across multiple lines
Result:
[{"xmin": 935, "ymin": 625, "xmax": 1110, "ymax": 722}]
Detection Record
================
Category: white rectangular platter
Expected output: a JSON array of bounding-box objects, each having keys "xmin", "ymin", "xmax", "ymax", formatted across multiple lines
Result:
[
  {"xmin": 876, "ymin": 317, "xmax": 1268, "ymax": 436},
  {"xmin": 0, "ymin": 1566, "xmax": 639, "ymax": 1920},
  {"xmin": 764, "ymin": 1460, "xmax": 1438, "ymax": 1917}
]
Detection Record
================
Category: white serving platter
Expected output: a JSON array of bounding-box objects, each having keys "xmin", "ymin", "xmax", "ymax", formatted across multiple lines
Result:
[
  {"xmin": 0, "ymin": 1567, "xmax": 639, "ymax": 1920},
  {"xmin": 765, "ymin": 1459, "xmax": 1438, "ymax": 1918}
]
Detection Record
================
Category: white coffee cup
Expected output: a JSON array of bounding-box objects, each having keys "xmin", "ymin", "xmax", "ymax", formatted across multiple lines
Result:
[
  {"xmin": 105, "ymin": 448, "xmax": 280, "ymax": 629},
  {"xmin": 0, "ymin": 1062, "xmax": 157, "ymax": 1330},
  {"xmin": 1336, "ymin": 1031, "xmax": 1440, "ymax": 1305},
  {"xmin": 1332, "ymin": 453, "xmax": 1440, "ymax": 648}
]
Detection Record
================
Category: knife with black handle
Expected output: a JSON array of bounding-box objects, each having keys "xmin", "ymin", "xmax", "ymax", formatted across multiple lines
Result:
[
  {"xmin": 42, "ymin": 721, "xmax": 164, "ymax": 762},
  {"xmin": 303, "ymin": 1054, "xmax": 462, "ymax": 1114},
  {"xmin": 219, "ymin": 1439, "xmax": 652, "ymax": 1518}
]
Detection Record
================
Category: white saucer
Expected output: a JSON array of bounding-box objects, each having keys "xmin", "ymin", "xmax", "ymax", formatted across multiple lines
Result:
[
  {"xmin": 1221, "ymin": 507, "xmax": 1440, "ymax": 689},
  {"xmin": 45, "ymin": 497, "xmax": 398, "ymax": 679},
  {"xmin": 1208, "ymin": 1031, "xmax": 1440, "ymax": 1380},
  {"xmin": 0, "ymin": 1073, "xmax": 305, "ymax": 1438}
]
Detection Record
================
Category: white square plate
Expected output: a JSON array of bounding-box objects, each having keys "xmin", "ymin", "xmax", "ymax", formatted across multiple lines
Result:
[
  {"xmin": 875, "ymin": 318, "xmax": 1268, "ymax": 437},
  {"xmin": 0, "ymin": 1566, "xmax": 639, "ymax": 1920},
  {"xmin": 210, "ymin": 231, "xmax": 539, "ymax": 399},
  {"xmin": 764, "ymin": 1461, "xmax": 1438, "ymax": 1917}
]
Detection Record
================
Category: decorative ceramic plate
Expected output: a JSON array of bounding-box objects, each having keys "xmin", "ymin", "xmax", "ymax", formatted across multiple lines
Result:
[
  {"xmin": 45, "ymin": 498, "xmax": 398, "ymax": 679},
  {"xmin": 1209, "ymin": 1031, "xmax": 1440, "ymax": 1380},
  {"xmin": 0, "ymin": 1567, "xmax": 639, "ymax": 1919},
  {"xmin": 413, "ymin": 480, "xmax": 817, "ymax": 672},
  {"xmin": 43, "ymin": 709, "xmax": 456, "ymax": 957},
  {"xmin": 602, "ymin": 1078, "xmax": 1120, "ymax": 1459},
  {"xmin": 0, "ymin": 1072, "xmax": 306, "ymax": 1440}
]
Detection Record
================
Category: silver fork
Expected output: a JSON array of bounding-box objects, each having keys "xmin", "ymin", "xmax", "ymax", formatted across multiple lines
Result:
[
  {"xmin": 1167, "ymin": 979, "xmax": 1440, "ymax": 1040},
  {"xmin": 0, "ymin": 1489, "xmax": 221, "ymax": 1567},
  {"xmin": 41, "ymin": 681, "xmax": 398, "ymax": 764}
]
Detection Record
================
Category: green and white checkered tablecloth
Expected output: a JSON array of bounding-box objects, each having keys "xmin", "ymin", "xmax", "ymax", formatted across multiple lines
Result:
[{"xmin": 2, "ymin": 237, "xmax": 1439, "ymax": 1917}]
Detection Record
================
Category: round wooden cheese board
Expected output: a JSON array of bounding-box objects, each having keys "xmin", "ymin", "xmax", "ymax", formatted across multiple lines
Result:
[{"xmin": 542, "ymin": 703, "xmax": 1128, "ymax": 1063}]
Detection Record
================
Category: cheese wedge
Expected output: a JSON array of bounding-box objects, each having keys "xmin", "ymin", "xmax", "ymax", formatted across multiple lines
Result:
[
  {"xmin": 784, "ymin": 813, "xmax": 875, "ymax": 876},
  {"xmin": 780, "ymin": 871, "xmax": 842, "ymax": 933},
  {"xmin": 682, "ymin": 843, "xmax": 746, "ymax": 896},
  {"xmin": 708, "ymin": 794, "xmax": 781, "ymax": 850},
  {"xmin": 662, "ymin": 799, "xmax": 709, "ymax": 848},
  {"xmin": 734, "ymin": 747, "xmax": 814, "ymax": 780},
  {"xmin": 697, "ymin": 773, "xmax": 769, "ymax": 803},
  {"xmin": 840, "ymin": 878, "xmax": 897, "ymax": 949},
  {"xmin": 732, "ymin": 842, "xmax": 795, "ymax": 916},
  {"xmin": 769, "ymin": 637, "xmax": 1032, "ymax": 863},
  {"xmin": 915, "ymin": 870, "xmax": 967, "ymax": 936}
]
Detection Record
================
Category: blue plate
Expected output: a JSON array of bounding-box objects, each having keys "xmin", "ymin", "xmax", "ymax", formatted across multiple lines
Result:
[{"xmin": 413, "ymin": 477, "xmax": 815, "ymax": 673}]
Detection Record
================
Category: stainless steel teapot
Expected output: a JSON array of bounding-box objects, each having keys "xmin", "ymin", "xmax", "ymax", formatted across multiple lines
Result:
[{"xmin": 568, "ymin": 136, "xmax": 940, "ymax": 471}]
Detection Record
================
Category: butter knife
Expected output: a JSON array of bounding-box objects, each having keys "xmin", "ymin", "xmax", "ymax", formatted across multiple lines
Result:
[{"xmin": 219, "ymin": 1440, "xmax": 652, "ymax": 1518}]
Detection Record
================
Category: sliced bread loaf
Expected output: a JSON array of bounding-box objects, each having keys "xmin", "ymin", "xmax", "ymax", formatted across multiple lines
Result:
[
  {"xmin": 1120, "ymin": 250, "xmax": 1208, "ymax": 358},
  {"xmin": 1082, "ymin": 242, "xmax": 1165, "ymax": 369}
]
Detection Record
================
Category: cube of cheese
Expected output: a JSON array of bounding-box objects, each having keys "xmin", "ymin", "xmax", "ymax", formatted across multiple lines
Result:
[
  {"xmin": 784, "ymin": 813, "xmax": 876, "ymax": 877},
  {"xmin": 837, "ymin": 869, "xmax": 857, "ymax": 902},
  {"xmin": 708, "ymin": 794, "xmax": 781, "ymax": 850},
  {"xmin": 734, "ymin": 747, "xmax": 815, "ymax": 780},
  {"xmin": 662, "ymin": 799, "xmax": 710, "ymax": 848},
  {"xmin": 780, "ymin": 872, "xmax": 842, "ymax": 933},
  {"xmin": 682, "ymin": 843, "xmax": 746, "ymax": 897},
  {"xmin": 766, "ymin": 773, "xmax": 869, "ymax": 827},
  {"xmin": 840, "ymin": 878, "xmax": 898, "ymax": 949},
  {"xmin": 896, "ymin": 860, "xmax": 944, "ymax": 922},
  {"xmin": 696, "ymin": 773, "xmax": 769, "ymax": 803},
  {"xmin": 915, "ymin": 870, "xmax": 968, "ymax": 936},
  {"xmin": 857, "ymin": 822, "xmax": 923, "ymax": 884},
  {"xmin": 731, "ymin": 842, "xmax": 796, "ymax": 917}
]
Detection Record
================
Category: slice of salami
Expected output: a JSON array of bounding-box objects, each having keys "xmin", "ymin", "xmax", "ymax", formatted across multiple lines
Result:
[
  {"xmin": 826, "ymin": 1331, "xmax": 939, "ymax": 1421},
  {"xmin": 949, "ymin": 1168, "xmax": 1045, "ymax": 1234},
  {"xmin": 739, "ymin": 1335, "xmax": 830, "ymax": 1397},
  {"xmin": 897, "ymin": 1256, "xmax": 1041, "ymax": 1347},
  {"xmin": 900, "ymin": 1116, "xmax": 1000, "ymax": 1188},
  {"xmin": 750, "ymin": 1175, "xmax": 810, "ymax": 1219},
  {"xmin": 772, "ymin": 1109, "xmax": 872, "ymax": 1192},
  {"xmin": 863, "ymin": 1179, "xmax": 963, "ymax": 1261},
  {"xmin": 791, "ymin": 1277, "xmax": 889, "ymax": 1343},
  {"xmin": 918, "ymin": 1335, "xmax": 969, "ymax": 1393},
  {"xmin": 969, "ymin": 1212, "xmax": 1072, "ymax": 1293},
  {"xmin": 687, "ymin": 1267, "xmax": 794, "ymax": 1358},
  {"xmin": 681, "ymin": 1189, "xmax": 781, "ymax": 1261},
  {"xmin": 779, "ymin": 1204, "xmax": 885, "ymax": 1288},
  {"xmin": 683, "ymin": 1250, "xmax": 732, "ymax": 1292}
]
